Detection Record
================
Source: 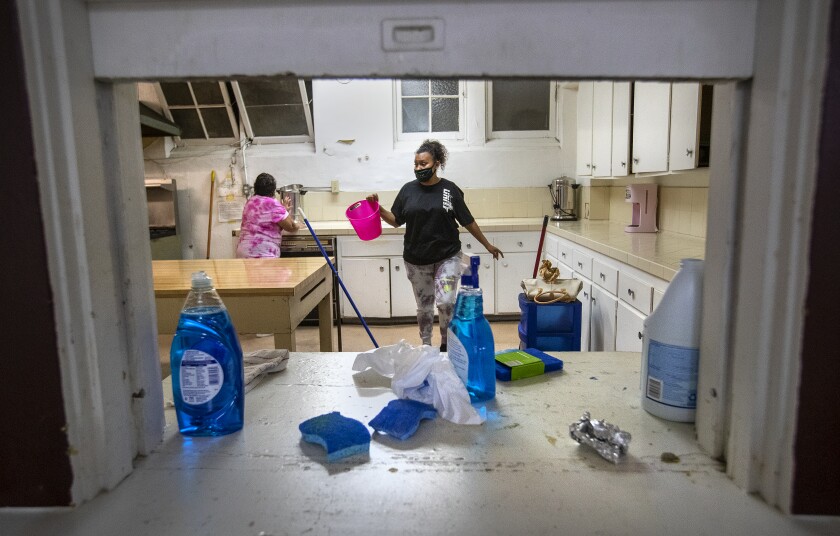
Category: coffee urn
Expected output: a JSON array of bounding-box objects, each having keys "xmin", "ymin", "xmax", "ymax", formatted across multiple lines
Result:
[{"xmin": 548, "ymin": 177, "xmax": 580, "ymax": 221}]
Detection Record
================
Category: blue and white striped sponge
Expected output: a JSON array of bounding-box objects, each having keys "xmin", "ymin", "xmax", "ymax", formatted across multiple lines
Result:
[{"xmin": 299, "ymin": 412, "xmax": 371, "ymax": 462}]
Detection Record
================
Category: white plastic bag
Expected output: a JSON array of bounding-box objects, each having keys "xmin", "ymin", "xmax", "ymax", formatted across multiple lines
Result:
[{"xmin": 353, "ymin": 340, "xmax": 484, "ymax": 425}]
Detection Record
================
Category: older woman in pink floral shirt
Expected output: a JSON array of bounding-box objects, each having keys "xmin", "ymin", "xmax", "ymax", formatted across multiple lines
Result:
[{"xmin": 236, "ymin": 173, "xmax": 301, "ymax": 258}]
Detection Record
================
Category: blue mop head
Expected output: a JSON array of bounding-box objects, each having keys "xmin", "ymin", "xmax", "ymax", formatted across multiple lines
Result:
[
  {"xmin": 368, "ymin": 399, "xmax": 437, "ymax": 440},
  {"xmin": 299, "ymin": 412, "xmax": 371, "ymax": 462}
]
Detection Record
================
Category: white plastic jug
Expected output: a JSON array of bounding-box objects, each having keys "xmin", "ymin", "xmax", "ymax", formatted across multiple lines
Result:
[{"xmin": 640, "ymin": 259, "xmax": 704, "ymax": 422}]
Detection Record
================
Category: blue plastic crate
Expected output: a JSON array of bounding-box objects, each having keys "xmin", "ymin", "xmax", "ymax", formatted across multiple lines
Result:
[{"xmin": 517, "ymin": 293, "xmax": 582, "ymax": 351}]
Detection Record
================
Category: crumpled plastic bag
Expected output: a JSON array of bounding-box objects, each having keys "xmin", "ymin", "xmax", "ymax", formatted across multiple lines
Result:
[{"xmin": 353, "ymin": 340, "xmax": 484, "ymax": 425}]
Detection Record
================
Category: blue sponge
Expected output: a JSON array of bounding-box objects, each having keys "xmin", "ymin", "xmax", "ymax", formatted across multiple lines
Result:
[
  {"xmin": 299, "ymin": 412, "xmax": 371, "ymax": 462},
  {"xmin": 369, "ymin": 399, "xmax": 437, "ymax": 440}
]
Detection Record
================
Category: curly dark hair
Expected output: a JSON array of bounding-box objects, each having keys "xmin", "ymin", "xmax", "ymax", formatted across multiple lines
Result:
[
  {"xmin": 253, "ymin": 173, "xmax": 277, "ymax": 197},
  {"xmin": 416, "ymin": 139, "xmax": 448, "ymax": 171}
]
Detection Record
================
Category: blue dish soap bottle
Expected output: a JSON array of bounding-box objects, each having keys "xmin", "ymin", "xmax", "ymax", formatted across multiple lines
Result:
[
  {"xmin": 170, "ymin": 271, "xmax": 245, "ymax": 436},
  {"xmin": 447, "ymin": 256, "xmax": 496, "ymax": 402}
]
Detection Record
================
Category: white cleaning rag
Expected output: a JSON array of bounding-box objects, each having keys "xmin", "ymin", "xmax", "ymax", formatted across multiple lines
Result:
[
  {"xmin": 352, "ymin": 340, "xmax": 484, "ymax": 425},
  {"xmin": 164, "ymin": 349, "xmax": 289, "ymax": 407}
]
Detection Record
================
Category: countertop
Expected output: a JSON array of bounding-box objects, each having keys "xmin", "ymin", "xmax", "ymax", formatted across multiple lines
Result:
[
  {"xmin": 304, "ymin": 218, "xmax": 705, "ymax": 281},
  {"xmin": 3, "ymin": 351, "xmax": 832, "ymax": 535}
]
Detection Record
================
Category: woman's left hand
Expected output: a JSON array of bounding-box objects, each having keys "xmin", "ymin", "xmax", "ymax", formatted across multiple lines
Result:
[
  {"xmin": 281, "ymin": 195, "xmax": 293, "ymax": 211},
  {"xmin": 487, "ymin": 245, "xmax": 504, "ymax": 260}
]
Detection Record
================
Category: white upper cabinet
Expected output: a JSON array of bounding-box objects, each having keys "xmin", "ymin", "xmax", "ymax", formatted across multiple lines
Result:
[
  {"xmin": 632, "ymin": 82, "xmax": 671, "ymax": 173},
  {"xmin": 611, "ymin": 82, "xmax": 631, "ymax": 177},
  {"xmin": 669, "ymin": 82, "xmax": 702, "ymax": 171},
  {"xmin": 591, "ymin": 81, "xmax": 614, "ymax": 177},
  {"xmin": 575, "ymin": 82, "xmax": 594, "ymax": 176},
  {"xmin": 577, "ymin": 81, "xmax": 631, "ymax": 178}
]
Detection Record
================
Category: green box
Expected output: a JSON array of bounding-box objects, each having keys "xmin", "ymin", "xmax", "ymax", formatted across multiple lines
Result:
[{"xmin": 494, "ymin": 350, "xmax": 546, "ymax": 380}]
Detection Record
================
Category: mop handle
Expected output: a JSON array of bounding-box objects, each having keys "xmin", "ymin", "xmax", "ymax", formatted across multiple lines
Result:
[
  {"xmin": 298, "ymin": 208, "xmax": 379, "ymax": 348},
  {"xmin": 533, "ymin": 215, "xmax": 549, "ymax": 278}
]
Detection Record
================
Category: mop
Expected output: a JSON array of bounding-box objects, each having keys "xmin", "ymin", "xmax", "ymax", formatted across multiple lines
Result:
[{"xmin": 297, "ymin": 208, "xmax": 379, "ymax": 348}]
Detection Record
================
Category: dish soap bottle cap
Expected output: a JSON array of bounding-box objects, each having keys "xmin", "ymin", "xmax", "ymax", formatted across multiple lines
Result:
[{"xmin": 191, "ymin": 270, "xmax": 213, "ymax": 290}]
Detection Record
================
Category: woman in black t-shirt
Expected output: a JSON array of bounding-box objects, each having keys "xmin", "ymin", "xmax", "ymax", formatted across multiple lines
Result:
[{"xmin": 366, "ymin": 140, "xmax": 503, "ymax": 351}]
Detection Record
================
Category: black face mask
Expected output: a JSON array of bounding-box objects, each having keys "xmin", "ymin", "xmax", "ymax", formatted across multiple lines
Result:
[{"xmin": 414, "ymin": 167, "xmax": 435, "ymax": 182}]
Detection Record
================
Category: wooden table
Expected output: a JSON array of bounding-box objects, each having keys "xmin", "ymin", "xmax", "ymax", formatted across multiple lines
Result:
[{"xmin": 152, "ymin": 258, "xmax": 334, "ymax": 351}]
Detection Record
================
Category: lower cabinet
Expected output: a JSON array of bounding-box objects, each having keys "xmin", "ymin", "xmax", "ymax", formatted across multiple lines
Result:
[
  {"xmin": 495, "ymin": 251, "xmax": 534, "ymax": 313},
  {"xmin": 339, "ymin": 257, "xmax": 391, "ymax": 318},
  {"xmin": 579, "ymin": 279, "xmax": 592, "ymax": 351},
  {"xmin": 389, "ymin": 257, "xmax": 417, "ymax": 317},
  {"xmin": 616, "ymin": 302, "xmax": 645, "ymax": 352},
  {"xmin": 590, "ymin": 285, "xmax": 617, "ymax": 351}
]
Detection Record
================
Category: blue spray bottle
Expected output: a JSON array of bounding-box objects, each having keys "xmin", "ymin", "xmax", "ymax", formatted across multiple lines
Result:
[
  {"xmin": 170, "ymin": 271, "xmax": 245, "ymax": 436},
  {"xmin": 447, "ymin": 256, "xmax": 496, "ymax": 402}
]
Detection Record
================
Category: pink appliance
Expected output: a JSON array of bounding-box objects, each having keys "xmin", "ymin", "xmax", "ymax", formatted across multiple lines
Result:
[{"xmin": 624, "ymin": 184, "xmax": 658, "ymax": 233}]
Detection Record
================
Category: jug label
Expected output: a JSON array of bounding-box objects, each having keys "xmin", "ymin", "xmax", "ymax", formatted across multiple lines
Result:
[
  {"xmin": 180, "ymin": 349, "xmax": 224, "ymax": 405},
  {"xmin": 447, "ymin": 328, "xmax": 469, "ymax": 385},
  {"xmin": 645, "ymin": 339, "xmax": 698, "ymax": 409}
]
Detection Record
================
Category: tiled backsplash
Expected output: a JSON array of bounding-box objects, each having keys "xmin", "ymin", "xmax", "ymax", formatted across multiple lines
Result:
[
  {"xmin": 605, "ymin": 186, "xmax": 708, "ymax": 238},
  {"xmin": 304, "ymin": 185, "xmax": 708, "ymax": 238},
  {"xmin": 304, "ymin": 188, "xmax": 555, "ymax": 221}
]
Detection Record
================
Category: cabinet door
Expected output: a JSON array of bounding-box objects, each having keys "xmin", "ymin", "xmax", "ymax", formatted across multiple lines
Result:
[
  {"xmin": 579, "ymin": 279, "xmax": 592, "ymax": 351},
  {"xmin": 576, "ymin": 81, "xmax": 594, "ymax": 176},
  {"xmin": 616, "ymin": 302, "xmax": 645, "ymax": 352},
  {"xmin": 591, "ymin": 81, "xmax": 613, "ymax": 177},
  {"xmin": 495, "ymin": 252, "xmax": 533, "ymax": 314},
  {"xmin": 476, "ymin": 253, "xmax": 496, "ymax": 315},
  {"xmin": 390, "ymin": 257, "xmax": 417, "ymax": 318},
  {"xmin": 669, "ymin": 82, "xmax": 701, "ymax": 171},
  {"xmin": 339, "ymin": 257, "xmax": 391, "ymax": 318},
  {"xmin": 632, "ymin": 82, "xmax": 671, "ymax": 173},
  {"xmin": 590, "ymin": 285, "xmax": 617, "ymax": 351},
  {"xmin": 611, "ymin": 82, "xmax": 631, "ymax": 177}
]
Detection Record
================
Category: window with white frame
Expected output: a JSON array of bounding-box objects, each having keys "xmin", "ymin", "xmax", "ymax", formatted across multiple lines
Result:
[
  {"xmin": 156, "ymin": 81, "xmax": 239, "ymax": 145},
  {"xmin": 232, "ymin": 78, "xmax": 314, "ymax": 143},
  {"xmin": 487, "ymin": 80, "xmax": 558, "ymax": 141},
  {"xmin": 396, "ymin": 79, "xmax": 465, "ymax": 141}
]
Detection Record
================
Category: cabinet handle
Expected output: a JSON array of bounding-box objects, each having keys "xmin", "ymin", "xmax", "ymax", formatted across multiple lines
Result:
[
  {"xmin": 600, "ymin": 272, "xmax": 605, "ymax": 280},
  {"xmin": 627, "ymin": 289, "xmax": 635, "ymax": 298},
  {"xmin": 620, "ymin": 161, "xmax": 626, "ymax": 168},
  {"xmin": 686, "ymin": 148, "xmax": 694, "ymax": 157},
  {"xmin": 591, "ymin": 165, "xmax": 596, "ymax": 170},
  {"xmin": 380, "ymin": 266, "xmax": 385, "ymax": 272},
  {"xmin": 502, "ymin": 261, "xmax": 509, "ymax": 268},
  {"xmin": 638, "ymin": 331, "xmax": 643, "ymax": 340},
  {"xmin": 395, "ymin": 265, "xmax": 400, "ymax": 272},
  {"xmin": 561, "ymin": 252, "xmax": 567, "ymax": 258},
  {"xmin": 591, "ymin": 297, "xmax": 597, "ymax": 305},
  {"xmin": 583, "ymin": 291, "xmax": 589, "ymax": 299},
  {"xmin": 577, "ymin": 262, "xmax": 583, "ymax": 269},
  {"xmin": 633, "ymin": 158, "xmax": 639, "ymax": 164},
  {"xmin": 466, "ymin": 243, "xmax": 472, "ymax": 249},
  {"xmin": 517, "ymin": 241, "xmax": 523, "ymax": 247},
  {"xmin": 585, "ymin": 163, "xmax": 591, "ymax": 168}
]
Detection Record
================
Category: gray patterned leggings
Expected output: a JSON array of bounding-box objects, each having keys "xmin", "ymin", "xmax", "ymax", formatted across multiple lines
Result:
[{"xmin": 404, "ymin": 253, "xmax": 463, "ymax": 346}]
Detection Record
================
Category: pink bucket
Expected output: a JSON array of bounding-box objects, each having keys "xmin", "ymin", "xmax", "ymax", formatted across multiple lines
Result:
[{"xmin": 346, "ymin": 199, "xmax": 382, "ymax": 241}]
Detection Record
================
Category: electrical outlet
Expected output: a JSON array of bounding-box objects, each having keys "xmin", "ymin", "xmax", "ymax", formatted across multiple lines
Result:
[{"xmin": 331, "ymin": 179, "xmax": 340, "ymax": 193}]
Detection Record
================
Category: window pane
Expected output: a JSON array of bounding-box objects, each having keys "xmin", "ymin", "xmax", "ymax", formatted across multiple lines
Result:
[
  {"xmin": 238, "ymin": 78, "xmax": 302, "ymax": 106},
  {"xmin": 431, "ymin": 80, "xmax": 458, "ymax": 96},
  {"xmin": 401, "ymin": 80, "xmax": 429, "ymax": 97},
  {"xmin": 200, "ymin": 108, "xmax": 236, "ymax": 138},
  {"xmin": 169, "ymin": 108, "xmax": 205, "ymax": 138},
  {"xmin": 402, "ymin": 99, "xmax": 429, "ymax": 133},
  {"xmin": 492, "ymin": 80, "xmax": 550, "ymax": 131},
  {"xmin": 431, "ymin": 98, "xmax": 459, "ymax": 131},
  {"xmin": 160, "ymin": 82, "xmax": 194, "ymax": 106},
  {"xmin": 191, "ymin": 82, "xmax": 224, "ymax": 105},
  {"xmin": 248, "ymin": 105, "xmax": 309, "ymax": 137}
]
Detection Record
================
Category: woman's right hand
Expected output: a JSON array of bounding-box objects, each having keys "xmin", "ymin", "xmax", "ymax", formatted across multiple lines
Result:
[{"xmin": 366, "ymin": 193, "xmax": 379, "ymax": 205}]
